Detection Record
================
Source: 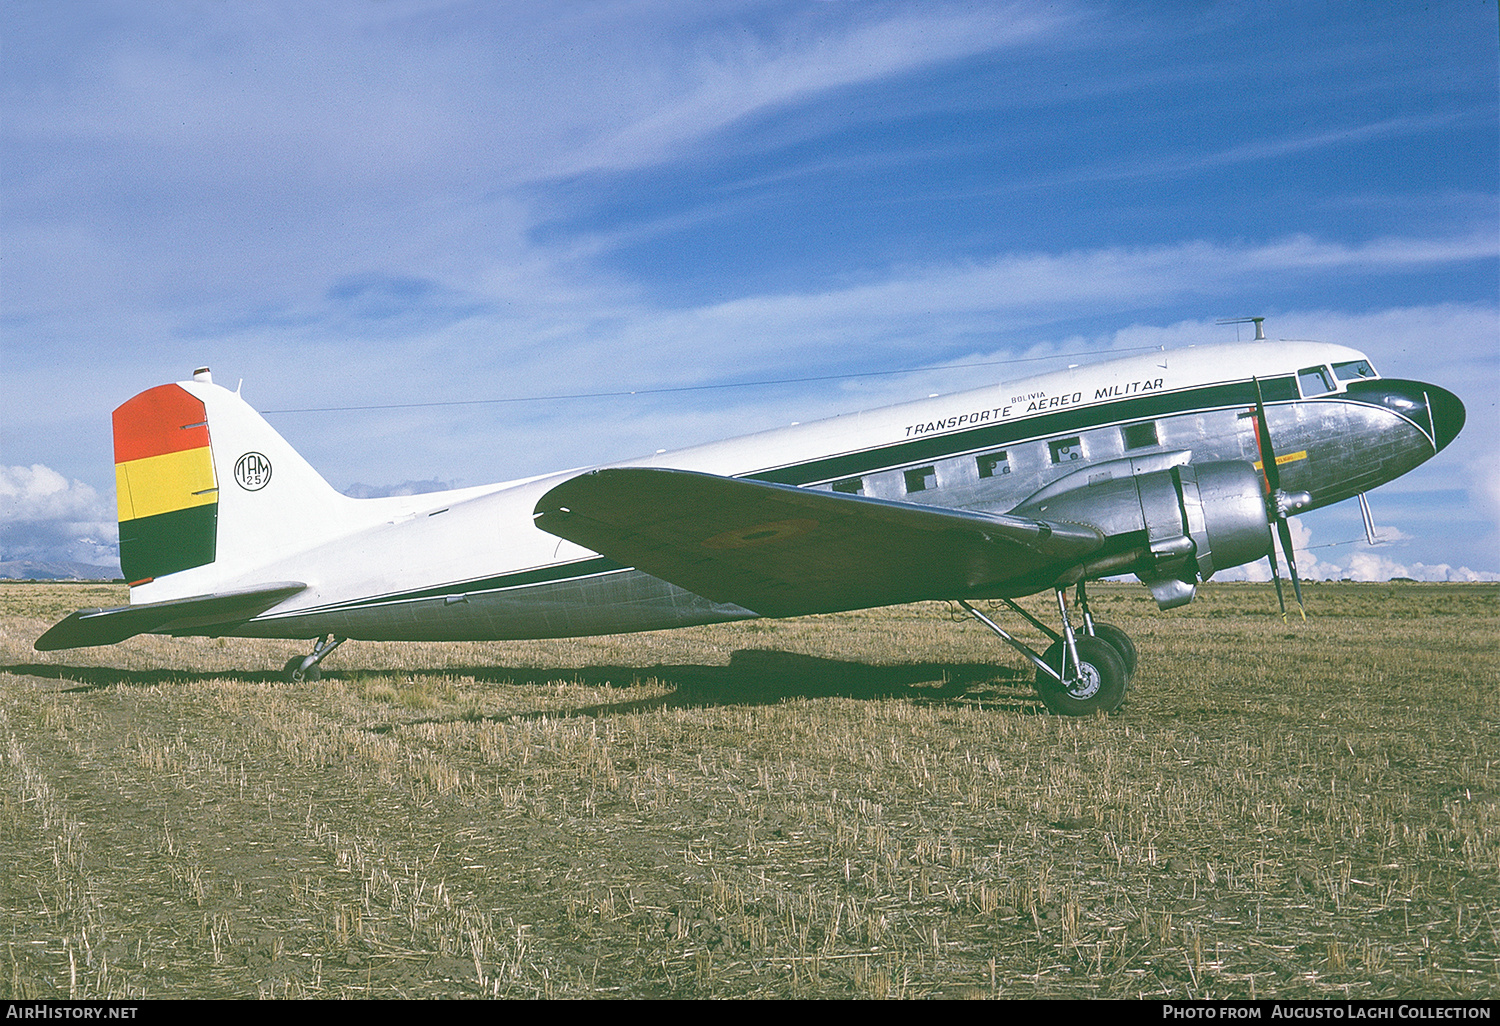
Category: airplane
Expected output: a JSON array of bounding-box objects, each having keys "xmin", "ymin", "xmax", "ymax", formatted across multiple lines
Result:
[{"xmin": 35, "ymin": 330, "xmax": 1465, "ymax": 715}]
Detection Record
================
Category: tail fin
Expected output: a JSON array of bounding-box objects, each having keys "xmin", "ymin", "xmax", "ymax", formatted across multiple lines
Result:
[
  {"xmin": 113, "ymin": 369, "xmax": 360, "ymax": 598},
  {"xmin": 113, "ymin": 382, "xmax": 220, "ymax": 583}
]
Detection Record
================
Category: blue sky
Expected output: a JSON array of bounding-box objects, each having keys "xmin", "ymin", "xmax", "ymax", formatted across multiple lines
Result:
[{"xmin": 2, "ymin": 0, "xmax": 1497, "ymax": 581}]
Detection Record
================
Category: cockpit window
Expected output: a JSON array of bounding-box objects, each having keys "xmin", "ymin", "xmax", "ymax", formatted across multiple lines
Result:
[
  {"xmin": 1333, "ymin": 359, "xmax": 1377, "ymax": 381},
  {"xmin": 1297, "ymin": 365, "xmax": 1336, "ymax": 397}
]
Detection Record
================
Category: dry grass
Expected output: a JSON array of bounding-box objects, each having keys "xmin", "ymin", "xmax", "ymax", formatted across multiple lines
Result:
[{"xmin": 0, "ymin": 580, "xmax": 1496, "ymax": 998}]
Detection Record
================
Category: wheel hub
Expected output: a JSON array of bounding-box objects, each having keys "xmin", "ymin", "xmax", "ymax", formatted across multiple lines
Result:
[{"xmin": 1065, "ymin": 662, "xmax": 1103, "ymax": 700}]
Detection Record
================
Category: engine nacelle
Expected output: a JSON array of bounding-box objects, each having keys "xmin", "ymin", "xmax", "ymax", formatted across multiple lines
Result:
[
  {"xmin": 1175, "ymin": 461, "xmax": 1274, "ymax": 579},
  {"xmin": 1011, "ymin": 459, "xmax": 1271, "ymax": 609}
]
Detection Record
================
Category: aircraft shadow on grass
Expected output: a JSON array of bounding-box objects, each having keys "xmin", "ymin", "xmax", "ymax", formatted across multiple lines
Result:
[{"xmin": 4, "ymin": 649, "xmax": 1038, "ymax": 722}]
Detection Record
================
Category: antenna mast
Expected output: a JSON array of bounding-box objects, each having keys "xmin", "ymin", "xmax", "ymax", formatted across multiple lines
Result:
[{"xmin": 1217, "ymin": 316, "xmax": 1266, "ymax": 341}]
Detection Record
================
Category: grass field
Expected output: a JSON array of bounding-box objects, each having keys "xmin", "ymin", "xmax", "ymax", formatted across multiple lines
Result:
[{"xmin": 1, "ymin": 580, "xmax": 1496, "ymax": 999}]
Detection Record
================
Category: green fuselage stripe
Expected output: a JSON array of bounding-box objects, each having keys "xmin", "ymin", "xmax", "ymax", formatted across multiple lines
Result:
[{"xmin": 747, "ymin": 376, "xmax": 1299, "ymax": 486}]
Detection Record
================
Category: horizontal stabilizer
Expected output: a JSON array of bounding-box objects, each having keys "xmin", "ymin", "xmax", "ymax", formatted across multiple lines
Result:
[
  {"xmin": 533, "ymin": 469, "xmax": 1101, "ymax": 618},
  {"xmin": 34, "ymin": 582, "xmax": 306, "ymax": 651}
]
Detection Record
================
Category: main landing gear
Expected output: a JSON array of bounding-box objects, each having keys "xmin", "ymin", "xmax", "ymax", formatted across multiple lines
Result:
[
  {"xmin": 283, "ymin": 634, "xmax": 346, "ymax": 683},
  {"xmin": 959, "ymin": 581, "xmax": 1135, "ymax": 716}
]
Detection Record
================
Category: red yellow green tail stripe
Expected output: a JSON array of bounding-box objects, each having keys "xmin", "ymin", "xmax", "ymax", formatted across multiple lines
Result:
[{"xmin": 113, "ymin": 385, "xmax": 218, "ymax": 583}]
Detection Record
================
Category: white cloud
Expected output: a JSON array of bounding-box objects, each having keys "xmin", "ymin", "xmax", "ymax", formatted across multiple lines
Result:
[
  {"xmin": 1342, "ymin": 552, "xmax": 1499, "ymax": 583},
  {"xmin": 0, "ymin": 464, "xmax": 118, "ymax": 566},
  {"xmin": 1480, "ymin": 463, "xmax": 1500, "ymax": 526},
  {"xmin": 1215, "ymin": 515, "xmax": 1499, "ymax": 584},
  {"xmin": 568, "ymin": 4, "xmax": 1067, "ymax": 176},
  {"xmin": 1, "ymin": 1, "xmax": 1076, "ymax": 317},
  {"xmin": 408, "ymin": 234, "xmax": 1497, "ymax": 397}
]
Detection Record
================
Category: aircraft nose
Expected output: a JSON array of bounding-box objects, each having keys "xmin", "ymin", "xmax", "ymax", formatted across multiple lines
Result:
[
  {"xmin": 1426, "ymin": 383, "xmax": 1466, "ymax": 452},
  {"xmin": 1345, "ymin": 379, "xmax": 1466, "ymax": 453}
]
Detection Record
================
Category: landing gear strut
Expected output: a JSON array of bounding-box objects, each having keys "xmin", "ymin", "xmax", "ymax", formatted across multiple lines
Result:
[
  {"xmin": 283, "ymin": 634, "xmax": 346, "ymax": 683},
  {"xmin": 959, "ymin": 581, "xmax": 1133, "ymax": 715},
  {"xmin": 1073, "ymin": 580, "xmax": 1137, "ymax": 681}
]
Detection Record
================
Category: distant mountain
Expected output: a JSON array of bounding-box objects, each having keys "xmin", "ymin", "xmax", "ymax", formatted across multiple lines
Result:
[{"xmin": 0, "ymin": 560, "xmax": 123, "ymax": 581}]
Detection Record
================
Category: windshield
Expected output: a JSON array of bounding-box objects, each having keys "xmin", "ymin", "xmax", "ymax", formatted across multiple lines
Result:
[
  {"xmin": 1333, "ymin": 359, "xmax": 1378, "ymax": 382},
  {"xmin": 1298, "ymin": 365, "xmax": 1336, "ymax": 396}
]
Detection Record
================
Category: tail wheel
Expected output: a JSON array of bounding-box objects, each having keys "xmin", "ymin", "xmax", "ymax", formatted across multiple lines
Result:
[
  {"xmin": 1088, "ymin": 622, "xmax": 1137, "ymax": 682},
  {"xmin": 1034, "ymin": 635, "xmax": 1127, "ymax": 716}
]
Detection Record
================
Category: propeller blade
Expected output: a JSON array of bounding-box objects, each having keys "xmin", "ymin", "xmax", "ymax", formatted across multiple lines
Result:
[
  {"xmin": 1251, "ymin": 376, "xmax": 1281, "ymax": 492},
  {"xmin": 1266, "ymin": 544, "xmax": 1288, "ymax": 619},
  {"xmin": 1276, "ymin": 516, "xmax": 1307, "ymax": 621},
  {"xmin": 1251, "ymin": 375, "xmax": 1304, "ymax": 621}
]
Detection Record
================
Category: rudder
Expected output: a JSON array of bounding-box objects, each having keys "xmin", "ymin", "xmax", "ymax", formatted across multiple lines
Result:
[{"xmin": 113, "ymin": 384, "xmax": 219, "ymax": 583}]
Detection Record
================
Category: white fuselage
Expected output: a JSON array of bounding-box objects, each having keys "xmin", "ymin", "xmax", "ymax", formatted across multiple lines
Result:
[{"xmin": 130, "ymin": 340, "xmax": 1451, "ymax": 642}]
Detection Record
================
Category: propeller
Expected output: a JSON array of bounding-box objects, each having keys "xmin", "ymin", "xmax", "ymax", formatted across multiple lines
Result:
[{"xmin": 1251, "ymin": 377, "xmax": 1310, "ymax": 622}]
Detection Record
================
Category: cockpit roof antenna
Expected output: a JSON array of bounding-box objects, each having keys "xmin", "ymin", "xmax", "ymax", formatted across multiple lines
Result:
[{"xmin": 1217, "ymin": 316, "xmax": 1266, "ymax": 341}]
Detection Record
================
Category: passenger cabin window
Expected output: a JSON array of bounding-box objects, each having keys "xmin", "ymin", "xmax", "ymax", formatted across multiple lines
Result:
[
  {"xmin": 831, "ymin": 477, "xmax": 863, "ymax": 496},
  {"xmin": 1049, "ymin": 437, "xmax": 1084, "ymax": 464},
  {"xmin": 904, "ymin": 466, "xmax": 937, "ymax": 493},
  {"xmin": 1122, "ymin": 421, "xmax": 1159, "ymax": 450},
  {"xmin": 977, "ymin": 451, "xmax": 1010, "ymax": 478},
  {"xmin": 1298, "ymin": 365, "xmax": 1336, "ymax": 396},
  {"xmin": 1333, "ymin": 359, "xmax": 1377, "ymax": 381}
]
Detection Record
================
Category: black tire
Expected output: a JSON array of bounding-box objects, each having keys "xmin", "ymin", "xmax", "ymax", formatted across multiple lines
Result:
[
  {"xmin": 283, "ymin": 655, "xmax": 320, "ymax": 683},
  {"xmin": 1088, "ymin": 622, "xmax": 1137, "ymax": 681},
  {"xmin": 1033, "ymin": 635, "xmax": 1127, "ymax": 716}
]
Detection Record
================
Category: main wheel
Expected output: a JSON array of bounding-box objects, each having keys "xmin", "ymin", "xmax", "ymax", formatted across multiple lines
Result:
[
  {"xmin": 1088, "ymin": 622, "xmax": 1137, "ymax": 681},
  {"xmin": 282, "ymin": 655, "xmax": 320, "ymax": 683},
  {"xmin": 1033, "ymin": 635, "xmax": 1127, "ymax": 716}
]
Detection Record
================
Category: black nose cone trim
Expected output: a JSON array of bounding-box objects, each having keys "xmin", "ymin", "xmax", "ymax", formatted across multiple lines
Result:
[
  {"xmin": 1345, "ymin": 379, "xmax": 1465, "ymax": 453},
  {"xmin": 1427, "ymin": 383, "xmax": 1466, "ymax": 452}
]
